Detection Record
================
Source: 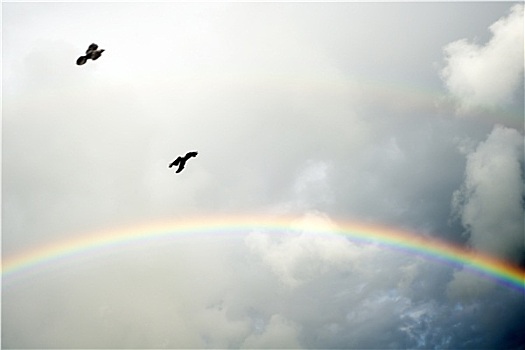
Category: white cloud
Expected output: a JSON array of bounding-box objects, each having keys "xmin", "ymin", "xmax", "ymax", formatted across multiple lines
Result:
[
  {"xmin": 245, "ymin": 213, "xmax": 360, "ymax": 287},
  {"xmin": 442, "ymin": 4, "xmax": 525, "ymax": 300},
  {"xmin": 440, "ymin": 4, "xmax": 524, "ymax": 113}
]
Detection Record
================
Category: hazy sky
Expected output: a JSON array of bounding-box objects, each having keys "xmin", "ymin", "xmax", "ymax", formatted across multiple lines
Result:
[{"xmin": 2, "ymin": 2, "xmax": 524, "ymax": 349}]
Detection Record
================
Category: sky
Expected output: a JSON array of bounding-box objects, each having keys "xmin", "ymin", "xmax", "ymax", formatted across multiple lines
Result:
[{"xmin": 2, "ymin": 2, "xmax": 524, "ymax": 349}]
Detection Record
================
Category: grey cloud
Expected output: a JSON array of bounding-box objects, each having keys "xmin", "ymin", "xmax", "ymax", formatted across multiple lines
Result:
[
  {"xmin": 3, "ymin": 214, "xmax": 522, "ymax": 348},
  {"xmin": 448, "ymin": 125, "xmax": 524, "ymax": 299},
  {"xmin": 452, "ymin": 125, "xmax": 524, "ymax": 261},
  {"xmin": 241, "ymin": 314, "xmax": 301, "ymax": 349},
  {"xmin": 3, "ymin": 2, "xmax": 524, "ymax": 349}
]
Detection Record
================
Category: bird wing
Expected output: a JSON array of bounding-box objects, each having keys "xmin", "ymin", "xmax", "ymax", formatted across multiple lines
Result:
[
  {"xmin": 91, "ymin": 50, "xmax": 103, "ymax": 60},
  {"xmin": 175, "ymin": 162, "xmax": 186, "ymax": 173},
  {"xmin": 86, "ymin": 43, "xmax": 98, "ymax": 54},
  {"xmin": 169, "ymin": 156, "xmax": 182, "ymax": 168}
]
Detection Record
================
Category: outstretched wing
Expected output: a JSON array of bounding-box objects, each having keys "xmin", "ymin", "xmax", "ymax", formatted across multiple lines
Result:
[
  {"xmin": 86, "ymin": 43, "xmax": 98, "ymax": 54},
  {"xmin": 175, "ymin": 163, "xmax": 186, "ymax": 173},
  {"xmin": 91, "ymin": 49, "xmax": 105, "ymax": 60},
  {"xmin": 185, "ymin": 151, "xmax": 198, "ymax": 159},
  {"xmin": 169, "ymin": 156, "xmax": 183, "ymax": 168}
]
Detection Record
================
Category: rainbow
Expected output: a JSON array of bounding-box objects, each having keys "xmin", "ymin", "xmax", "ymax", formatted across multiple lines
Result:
[
  {"xmin": 176, "ymin": 70, "xmax": 525, "ymax": 130},
  {"xmin": 2, "ymin": 216, "xmax": 524, "ymax": 292}
]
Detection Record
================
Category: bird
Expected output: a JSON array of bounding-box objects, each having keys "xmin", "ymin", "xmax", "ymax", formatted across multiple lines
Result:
[
  {"xmin": 169, "ymin": 151, "xmax": 198, "ymax": 173},
  {"xmin": 76, "ymin": 43, "xmax": 105, "ymax": 65}
]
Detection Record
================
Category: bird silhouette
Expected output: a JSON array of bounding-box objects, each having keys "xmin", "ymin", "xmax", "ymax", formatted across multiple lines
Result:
[
  {"xmin": 76, "ymin": 43, "xmax": 105, "ymax": 65},
  {"xmin": 169, "ymin": 151, "xmax": 198, "ymax": 173}
]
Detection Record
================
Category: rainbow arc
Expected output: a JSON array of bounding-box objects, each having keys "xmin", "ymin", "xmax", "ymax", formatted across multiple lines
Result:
[{"xmin": 2, "ymin": 216, "xmax": 524, "ymax": 292}]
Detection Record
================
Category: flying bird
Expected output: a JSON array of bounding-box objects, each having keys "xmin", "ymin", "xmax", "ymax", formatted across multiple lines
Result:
[
  {"xmin": 76, "ymin": 43, "xmax": 105, "ymax": 65},
  {"xmin": 169, "ymin": 151, "xmax": 198, "ymax": 173}
]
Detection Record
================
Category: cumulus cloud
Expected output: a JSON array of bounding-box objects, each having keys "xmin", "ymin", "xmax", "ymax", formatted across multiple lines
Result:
[
  {"xmin": 442, "ymin": 6, "xmax": 525, "ymax": 300},
  {"xmin": 449, "ymin": 125, "xmax": 524, "ymax": 297},
  {"xmin": 451, "ymin": 125, "xmax": 524, "ymax": 260},
  {"xmin": 245, "ymin": 213, "xmax": 359, "ymax": 287},
  {"xmin": 440, "ymin": 4, "xmax": 524, "ymax": 113},
  {"xmin": 4, "ymin": 2, "xmax": 524, "ymax": 349}
]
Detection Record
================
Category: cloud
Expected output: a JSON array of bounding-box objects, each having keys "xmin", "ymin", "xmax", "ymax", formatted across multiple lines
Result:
[
  {"xmin": 3, "ymin": 3, "xmax": 524, "ymax": 349},
  {"xmin": 241, "ymin": 314, "xmax": 301, "ymax": 349},
  {"xmin": 449, "ymin": 125, "xmax": 524, "ymax": 298},
  {"xmin": 451, "ymin": 125, "xmax": 524, "ymax": 260},
  {"xmin": 245, "ymin": 213, "xmax": 359, "ymax": 287},
  {"xmin": 440, "ymin": 4, "xmax": 524, "ymax": 113}
]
